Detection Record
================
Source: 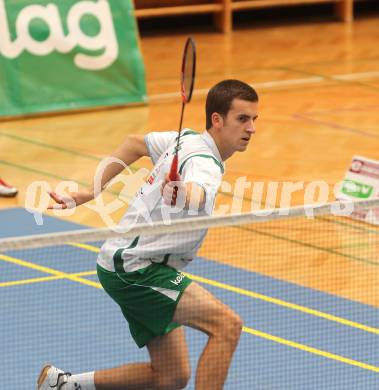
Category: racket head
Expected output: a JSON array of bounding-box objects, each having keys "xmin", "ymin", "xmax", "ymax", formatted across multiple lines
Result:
[
  {"xmin": 169, "ymin": 37, "xmax": 196, "ymax": 189},
  {"xmin": 180, "ymin": 37, "xmax": 196, "ymax": 104}
]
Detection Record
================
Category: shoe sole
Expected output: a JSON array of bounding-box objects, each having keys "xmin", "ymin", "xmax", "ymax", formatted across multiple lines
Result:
[
  {"xmin": 36, "ymin": 364, "xmax": 51, "ymax": 389},
  {"xmin": 0, "ymin": 192, "xmax": 18, "ymax": 198}
]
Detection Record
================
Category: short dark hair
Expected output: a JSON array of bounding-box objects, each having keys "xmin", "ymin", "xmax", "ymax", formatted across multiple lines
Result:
[{"xmin": 205, "ymin": 80, "xmax": 258, "ymax": 130}]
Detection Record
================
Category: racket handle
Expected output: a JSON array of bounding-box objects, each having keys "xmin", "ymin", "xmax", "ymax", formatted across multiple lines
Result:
[
  {"xmin": 169, "ymin": 155, "xmax": 179, "ymax": 181},
  {"xmin": 169, "ymin": 155, "xmax": 180, "ymax": 206}
]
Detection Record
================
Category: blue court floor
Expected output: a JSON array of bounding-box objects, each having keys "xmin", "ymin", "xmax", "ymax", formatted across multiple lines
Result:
[{"xmin": 1, "ymin": 208, "xmax": 379, "ymax": 389}]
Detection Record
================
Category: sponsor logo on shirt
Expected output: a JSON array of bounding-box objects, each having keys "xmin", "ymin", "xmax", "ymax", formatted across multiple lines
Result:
[
  {"xmin": 146, "ymin": 164, "xmax": 161, "ymax": 186},
  {"xmin": 147, "ymin": 172, "xmax": 157, "ymax": 185}
]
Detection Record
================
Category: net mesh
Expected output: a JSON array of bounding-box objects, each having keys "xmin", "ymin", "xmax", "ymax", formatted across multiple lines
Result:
[{"xmin": 1, "ymin": 198, "xmax": 379, "ymax": 388}]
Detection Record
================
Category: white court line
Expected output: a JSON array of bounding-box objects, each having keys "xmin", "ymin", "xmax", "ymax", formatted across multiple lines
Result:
[
  {"xmin": 148, "ymin": 70, "xmax": 379, "ymax": 102},
  {"xmin": 332, "ymin": 71, "xmax": 379, "ymax": 81}
]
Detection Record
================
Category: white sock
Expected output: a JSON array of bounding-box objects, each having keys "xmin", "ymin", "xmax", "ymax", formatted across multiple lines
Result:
[{"xmin": 63, "ymin": 371, "xmax": 96, "ymax": 390}]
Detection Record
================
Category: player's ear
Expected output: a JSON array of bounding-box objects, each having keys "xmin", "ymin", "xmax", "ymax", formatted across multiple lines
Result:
[{"xmin": 211, "ymin": 112, "xmax": 224, "ymax": 129}]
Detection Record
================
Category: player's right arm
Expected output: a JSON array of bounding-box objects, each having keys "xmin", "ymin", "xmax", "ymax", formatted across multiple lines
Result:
[
  {"xmin": 48, "ymin": 134, "xmax": 149, "ymax": 210},
  {"xmin": 97, "ymin": 134, "xmax": 149, "ymax": 192}
]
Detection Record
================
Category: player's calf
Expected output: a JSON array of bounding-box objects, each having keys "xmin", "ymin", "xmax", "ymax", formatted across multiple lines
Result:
[{"xmin": 153, "ymin": 369, "xmax": 190, "ymax": 390}]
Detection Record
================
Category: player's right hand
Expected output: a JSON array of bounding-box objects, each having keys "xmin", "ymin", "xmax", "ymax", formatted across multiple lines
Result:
[
  {"xmin": 47, "ymin": 191, "xmax": 93, "ymax": 210},
  {"xmin": 161, "ymin": 173, "xmax": 185, "ymax": 206}
]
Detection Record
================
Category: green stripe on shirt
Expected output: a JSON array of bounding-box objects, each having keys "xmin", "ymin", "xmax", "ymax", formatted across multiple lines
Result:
[{"xmin": 179, "ymin": 154, "xmax": 224, "ymax": 175}]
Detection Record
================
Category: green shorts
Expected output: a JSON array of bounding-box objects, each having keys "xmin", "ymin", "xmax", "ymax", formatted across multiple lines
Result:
[{"xmin": 97, "ymin": 262, "xmax": 192, "ymax": 348}]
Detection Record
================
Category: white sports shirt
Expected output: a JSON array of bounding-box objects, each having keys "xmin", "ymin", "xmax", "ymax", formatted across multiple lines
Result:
[{"xmin": 97, "ymin": 129, "xmax": 225, "ymax": 272}]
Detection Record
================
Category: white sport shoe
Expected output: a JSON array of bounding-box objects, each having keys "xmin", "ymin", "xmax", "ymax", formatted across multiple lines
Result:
[
  {"xmin": 0, "ymin": 179, "xmax": 18, "ymax": 197},
  {"xmin": 37, "ymin": 364, "xmax": 71, "ymax": 389}
]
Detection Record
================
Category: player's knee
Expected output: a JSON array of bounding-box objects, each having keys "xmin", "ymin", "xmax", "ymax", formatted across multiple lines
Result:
[
  {"xmin": 216, "ymin": 310, "xmax": 243, "ymax": 344},
  {"xmin": 228, "ymin": 312, "xmax": 243, "ymax": 341}
]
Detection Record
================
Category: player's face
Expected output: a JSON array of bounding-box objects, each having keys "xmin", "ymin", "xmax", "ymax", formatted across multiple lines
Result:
[{"xmin": 219, "ymin": 98, "xmax": 258, "ymax": 157}]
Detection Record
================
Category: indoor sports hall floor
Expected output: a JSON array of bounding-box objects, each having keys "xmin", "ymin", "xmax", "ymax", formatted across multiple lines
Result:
[
  {"xmin": 1, "ymin": 5, "xmax": 379, "ymax": 389},
  {"xmin": 1, "ymin": 208, "xmax": 379, "ymax": 389}
]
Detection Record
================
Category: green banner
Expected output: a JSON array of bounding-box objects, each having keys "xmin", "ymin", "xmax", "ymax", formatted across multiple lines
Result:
[{"xmin": 0, "ymin": 0, "xmax": 146, "ymax": 116}]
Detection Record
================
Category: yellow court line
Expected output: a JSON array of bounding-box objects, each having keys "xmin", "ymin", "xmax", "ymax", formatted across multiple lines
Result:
[
  {"xmin": 243, "ymin": 327, "xmax": 379, "ymax": 373},
  {"xmin": 69, "ymin": 242, "xmax": 379, "ymax": 336},
  {"xmin": 0, "ymin": 274, "xmax": 61, "ymax": 287},
  {"xmin": 0, "ymin": 254, "xmax": 100, "ymax": 289},
  {"xmin": 0, "ymin": 271, "xmax": 96, "ymax": 288},
  {"xmin": 1, "ymin": 252, "xmax": 379, "ymax": 373},
  {"xmin": 68, "ymin": 242, "xmax": 101, "ymax": 253},
  {"xmin": 186, "ymin": 273, "xmax": 379, "ymax": 336}
]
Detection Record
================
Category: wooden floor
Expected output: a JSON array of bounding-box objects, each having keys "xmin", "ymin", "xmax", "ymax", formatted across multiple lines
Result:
[{"xmin": 1, "ymin": 16, "xmax": 379, "ymax": 306}]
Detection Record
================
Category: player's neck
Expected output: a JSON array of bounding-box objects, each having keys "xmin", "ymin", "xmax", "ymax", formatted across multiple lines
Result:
[{"xmin": 206, "ymin": 129, "xmax": 232, "ymax": 161}]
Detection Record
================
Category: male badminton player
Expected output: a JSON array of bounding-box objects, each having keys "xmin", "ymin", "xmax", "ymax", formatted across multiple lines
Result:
[{"xmin": 37, "ymin": 79, "xmax": 259, "ymax": 390}]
